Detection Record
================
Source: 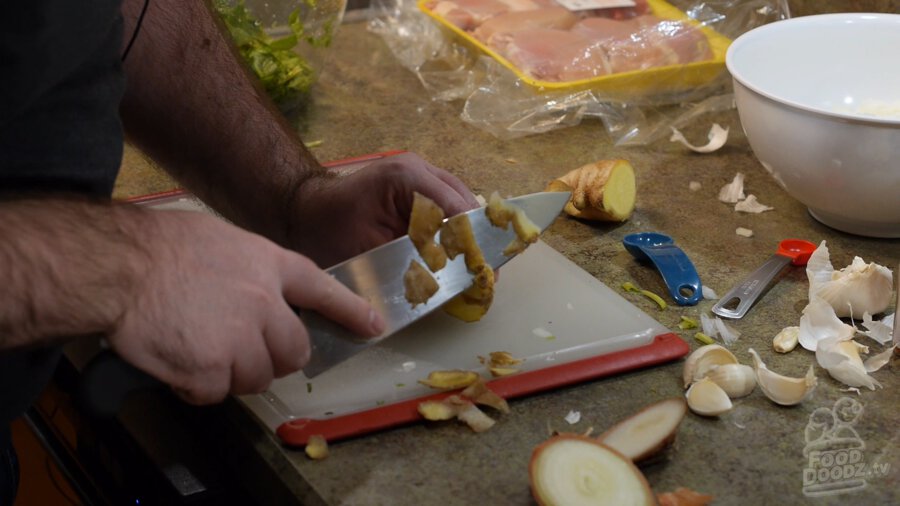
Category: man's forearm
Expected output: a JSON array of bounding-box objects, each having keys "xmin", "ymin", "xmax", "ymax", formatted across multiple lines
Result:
[
  {"xmin": 0, "ymin": 199, "xmax": 147, "ymax": 350},
  {"xmin": 119, "ymin": 0, "xmax": 321, "ymax": 245}
]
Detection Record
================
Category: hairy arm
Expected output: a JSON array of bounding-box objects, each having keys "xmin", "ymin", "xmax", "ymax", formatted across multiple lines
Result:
[
  {"xmin": 0, "ymin": 198, "xmax": 384, "ymax": 402},
  {"xmin": 119, "ymin": 0, "xmax": 479, "ymax": 268},
  {"xmin": 0, "ymin": 198, "xmax": 146, "ymax": 349},
  {"xmin": 119, "ymin": 0, "xmax": 317, "ymax": 246}
]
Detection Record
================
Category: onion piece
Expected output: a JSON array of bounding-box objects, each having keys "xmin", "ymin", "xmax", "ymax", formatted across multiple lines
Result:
[
  {"xmin": 596, "ymin": 398, "xmax": 687, "ymax": 462},
  {"xmin": 529, "ymin": 435, "xmax": 655, "ymax": 506}
]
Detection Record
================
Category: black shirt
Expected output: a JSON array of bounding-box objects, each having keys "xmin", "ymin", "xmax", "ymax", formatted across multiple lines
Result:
[{"xmin": 0, "ymin": 0, "xmax": 125, "ymax": 426}]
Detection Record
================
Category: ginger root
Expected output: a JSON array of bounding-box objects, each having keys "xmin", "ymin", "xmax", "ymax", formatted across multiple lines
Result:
[
  {"xmin": 545, "ymin": 159, "xmax": 636, "ymax": 222},
  {"xmin": 408, "ymin": 192, "xmax": 447, "ymax": 272}
]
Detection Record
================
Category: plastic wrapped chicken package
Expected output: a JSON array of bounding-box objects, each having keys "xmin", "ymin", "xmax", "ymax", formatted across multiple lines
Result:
[{"xmin": 369, "ymin": 0, "xmax": 789, "ymax": 144}]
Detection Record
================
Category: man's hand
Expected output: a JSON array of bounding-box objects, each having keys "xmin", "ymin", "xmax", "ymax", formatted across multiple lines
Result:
[
  {"xmin": 0, "ymin": 199, "xmax": 383, "ymax": 404},
  {"xmin": 287, "ymin": 152, "xmax": 480, "ymax": 268}
]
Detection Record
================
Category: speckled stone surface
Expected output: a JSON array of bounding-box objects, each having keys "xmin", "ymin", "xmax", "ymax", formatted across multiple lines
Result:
[{"xmin": 112, "ymin": 3, "xmax": 899, "ymax": 505}]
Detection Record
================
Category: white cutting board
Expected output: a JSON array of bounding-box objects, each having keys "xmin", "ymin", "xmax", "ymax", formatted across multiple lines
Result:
[
  {"xmin": 241, "ymin": 240, "xmax": 671, "ymax": 431},
  {"xmin": 135, "ymin": 182, "xmax": 676, "ymax": 437}
]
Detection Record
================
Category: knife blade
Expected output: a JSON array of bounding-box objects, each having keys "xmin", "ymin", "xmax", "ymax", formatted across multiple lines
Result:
[{"xmin": 301, "ymin": 191, "xmax": 571, "ymax": 378}]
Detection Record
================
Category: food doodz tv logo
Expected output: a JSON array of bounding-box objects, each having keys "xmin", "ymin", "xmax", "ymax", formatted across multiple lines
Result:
[{"xmin": 802, "ymin": 397, "xmax": 891, "ymax": 497}]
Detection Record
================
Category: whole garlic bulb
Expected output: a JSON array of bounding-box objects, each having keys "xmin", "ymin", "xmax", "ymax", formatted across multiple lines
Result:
[{"xmin": 806, "ymin": 241, "xmax": 893, "ymax": 317}]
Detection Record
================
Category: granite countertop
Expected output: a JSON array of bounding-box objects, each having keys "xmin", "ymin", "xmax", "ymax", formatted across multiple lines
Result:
[{"xmin": 110, "ymin": 8, "xmax": 899, "ymax": 506}]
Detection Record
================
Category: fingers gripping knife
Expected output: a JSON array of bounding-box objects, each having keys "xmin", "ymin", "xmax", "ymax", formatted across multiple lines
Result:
[
  {"xmin": 301, "ymin": 191, "xmax": 571, "ymax": 377},
  {"xmin": 79, "ymin": 191, "xmax": 571, "ymax": 414}
]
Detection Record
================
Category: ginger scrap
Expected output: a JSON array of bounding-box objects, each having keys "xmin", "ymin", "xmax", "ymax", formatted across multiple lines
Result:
[
  {"xmin": 304, "ymin": 435, "xmax": 329, "ymax": 460},
  {"xmin": 408, "ymin": 192, "xmax": 447, "ymax": 272},
  {"xmin": 417, "ymin": 394, "xmax": 497, "ymax": 432},
  {"xmin": 403, "ymin": 259, "xmax": 439, "ymax": 306},
  {"xmin": 442, "ymin": 264, "xmax": 495, "ymax": 322},
  {"xmin": 545, "ymin": 159, "xmax": 636, "ymax": 222},
  {"xmin": 439, "ymin": 213, "xmax": 484, "ymax": 271},
  {"xmin": 485, "ymin": 191, "xmax": 540, "ymax": 255},
  {"xmin": 480, "ymin": 351, "xmax": 523, "ymax": 367},
  {"xmin": 462, "ymin": 378, "xmax": 510, "ymax": 414},
  {"xmin": 418, "ymin": 369, "xmax": 480, "ymax": 389},
  {"xmin": 489, "ymin": 367, "xmax": 520, "ymax": 377},
  {"xmin": 418, "ymin": 399, "xmax": 459, "ymax": 421}
]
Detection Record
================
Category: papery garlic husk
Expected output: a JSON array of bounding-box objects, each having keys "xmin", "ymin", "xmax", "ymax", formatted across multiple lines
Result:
[
  {"xmin": 798, "ymin": 296, "xmax": 856, "ymax": 352},
  {"xmin": 806, "ymin": 241, "xmax": 893, "ymax": 317},
  {"xmin": 705, "ymin": 363, "xmax": 756, "ymax": 398},
  {"xmin": 860, "ymin": 312, "xmax": 895, "ymax": 345},
  {"xmin": 748, "ymin": 348, "xmax": 817, "ymax": 406},
  {"xmin": 718, "ymin": 173, "xmax": 745, "ymax": 203},
  {"xmin": 686, "ymin": 378, "xmax": 733, "ymax": 416},
  {"xmin": 864, "ymin": 345, "xmax": 897, "ymax": 373},
  {"xmin": 773, "ymin": 326, "xmax": 800, "ymax": 353},
  {"xmin": 682, "ymin": 344, "xmax": 739, "ymax": 388},
  {"xmin": 816, "ymin": 336, "xmax": 882, "ymax": 390}
]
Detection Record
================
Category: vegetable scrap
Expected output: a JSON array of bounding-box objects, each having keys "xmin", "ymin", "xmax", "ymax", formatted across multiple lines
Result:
[
  {"xmin": 304, "ymin": 435, "xmax": 329, "ymax": 460},
  {"xmin": 688, "ymin": 181, "xmax": 702, "ymax": 191},
  {"xmin": 657, "ymin": 487, "xmax": 715, "ymax": 506},
  {"xmin": 735, "ymin": 227, "xmax": 753, "ymax": 237},
  {"xmin": 564, "ymin": 410, "xmax": 581, "ymax": 425},
  {"xmin": 622, "ymin": 281, "xmax": 667, "ymax": 310},
  {"xmin": 734, "ymin": 194, "xmax": 773, "ymax": 213},
  {"xmin": 699, "ymin": 313, "xmax": 741, "ymax": 345},
  {"xmin": 479, "ymin": 351, "xmax": 524, "ymax": 377},
  {"xmin": 670, "ymin": 124, "xmax": 729, "ymax": 153},
  {"xmin": 417, "ymin": 378, "xmax": 509, "ymax": 432},
  {"xmin": 678, "ymin": 316, "xmax": 699, "ymax": 330},
  {"xmin": 693, "ymin": 332, "xmax": 715, "ymax": 346},
  {"xmin": 418, "ymin": 369, "xmax": 480, "ymax": 390}
]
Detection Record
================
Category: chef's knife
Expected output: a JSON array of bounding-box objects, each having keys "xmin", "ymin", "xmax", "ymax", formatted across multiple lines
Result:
[{"xmin": 301, "ymin": 190, "xmax": 571, "ymax": 377}]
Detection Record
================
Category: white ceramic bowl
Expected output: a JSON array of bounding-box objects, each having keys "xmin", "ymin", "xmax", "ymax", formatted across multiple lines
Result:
[{"xmin": 726, "ymin": 13, "xmax": 900, "ymax": 238}]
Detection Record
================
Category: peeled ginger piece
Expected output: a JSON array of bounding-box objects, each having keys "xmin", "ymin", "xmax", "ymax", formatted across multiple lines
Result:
[{"xmin": 545, "ymin": 159, "xmax": 636, "ymax": 222}]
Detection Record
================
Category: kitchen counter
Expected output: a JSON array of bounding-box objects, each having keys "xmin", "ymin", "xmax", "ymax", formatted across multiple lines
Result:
[{"xmin": 107, "ymin": 9, "xmax": 899, "ymax": 506}]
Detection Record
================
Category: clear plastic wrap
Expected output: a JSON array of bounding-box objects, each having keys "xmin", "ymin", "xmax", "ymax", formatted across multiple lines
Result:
[{"xmin": 368, "ymin": 0, "xmax": 789, "ymax": 144}]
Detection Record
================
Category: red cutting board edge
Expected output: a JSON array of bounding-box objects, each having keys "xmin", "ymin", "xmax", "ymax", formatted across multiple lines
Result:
[
  {"xmin": 126, "ymin": 150, "xmax": 690, "ymax": 447},
  {"xmin": 276, "ymin": 332, "xmax": 687, "ymax": 446}
]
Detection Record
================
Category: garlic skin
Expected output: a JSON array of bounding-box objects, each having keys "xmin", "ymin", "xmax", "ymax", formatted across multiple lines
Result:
[
  {"xmin": 773, "ymin": 326, "xmax": 800, "ymax": 353},
  {"xmin": 682, "ymin": 345, "xmax": 739, "ymax": 388},
  {"xmin": 816, "ymin": 336, "xmax": 882, "ymax": 390},
  {"xmin": 798, "ymin": 296, "xmax": 856, "ymax": 352},
  {"xmin": 717, "ymin": 172, "xmax": 745, "ymax": 203},
  {"xmin": 685, "ymin": 378, "xmax": 733, "ymax": 416},
  {"xmin": 705, "ymin": 363, "xmax": 756, "ymax": 398},
  {"xmin": 748, "ymin": 348, "xmax": 817, "ymax": 406},
  {"xmin": 806, "ymin": 241, "xmax": 893, "ymax": 317}
]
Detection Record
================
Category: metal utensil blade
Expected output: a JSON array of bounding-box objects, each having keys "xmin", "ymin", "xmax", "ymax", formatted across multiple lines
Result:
[{"xmin": 301, "ymin": 191, "xmax": 571, "ymax": 378}]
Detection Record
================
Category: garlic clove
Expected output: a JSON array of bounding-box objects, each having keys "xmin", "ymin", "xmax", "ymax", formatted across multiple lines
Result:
[
  {"xmin": 748, "ymin": 348, "xmax": 817, "ymax": 406},
  {"xmin": 685, "ymin": 378, "xmax": 733, "ymax": 416},
  {"xmin": 773, "ymin": 326, "xmax": 800, "ymax": 353},
  {"xmin": 806, "ymin": 241, "xmax": 893, "ymax": 317},
  {"xmin": 816, "ymin": 337, "xmax": 882, "ymax": 390},
  {"xmin": 705, "ymin": 363, "xmax": 757, "ymax": 398},
  {"xmin": 682, "ymin": 344, "xmax": 739, "ymax": 388}
]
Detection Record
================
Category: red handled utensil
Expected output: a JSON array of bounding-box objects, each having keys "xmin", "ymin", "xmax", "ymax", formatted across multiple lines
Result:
[{"xmin": 711, "ymin": 239, "xmax": 817, "ymax": 319}]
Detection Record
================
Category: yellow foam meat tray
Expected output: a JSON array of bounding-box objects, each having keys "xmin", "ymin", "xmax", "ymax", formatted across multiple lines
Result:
[{"xmin": 417, "ymin": 0, "xmax": 732, "ymax": 97}]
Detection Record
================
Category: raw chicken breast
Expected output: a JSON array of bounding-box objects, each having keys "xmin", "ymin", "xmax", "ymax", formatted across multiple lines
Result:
[
  {"xmin": 605, "ymin": 17, "xmax": 712, "ymax": 72},
  {"xmin": 427, "ymin": 0, "xmax": 510, "ymax": 31},
  {"xmin": 473, "ymin": 7, "xmax": 578, "ymax": 44},
  {"xmin": 499, "ymin": 28, "xmax": 610, "ymax": 81}
]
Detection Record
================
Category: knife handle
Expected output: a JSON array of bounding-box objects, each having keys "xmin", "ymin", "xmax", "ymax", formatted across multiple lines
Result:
[{"xmin": 77, "ymin": 350, "xmax": 163, "ymax": 418}]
